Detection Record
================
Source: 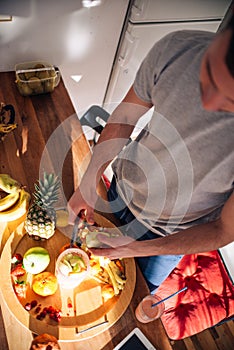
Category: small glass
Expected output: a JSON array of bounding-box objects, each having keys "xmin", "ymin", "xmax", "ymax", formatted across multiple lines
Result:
[
  {"xmin": 135, "ymin": 294, "xmax": 165, "ymax": 323},
  {"xmin": 55, "ymin": 248, "xmax": 90, "ymax": 289}
]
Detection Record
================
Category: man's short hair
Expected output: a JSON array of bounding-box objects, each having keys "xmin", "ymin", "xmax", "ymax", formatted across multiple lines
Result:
[{"xmin": 225, "ymin": 10, "xmax": 234, "ymax": 77}]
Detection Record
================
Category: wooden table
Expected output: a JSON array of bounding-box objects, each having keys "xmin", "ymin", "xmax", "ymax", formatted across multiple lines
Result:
[{"xmin": 0, "ymin": 71, "xmax": 172, "ymax": 350}]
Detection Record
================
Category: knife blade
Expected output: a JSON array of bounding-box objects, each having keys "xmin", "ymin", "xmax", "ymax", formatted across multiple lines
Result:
[
  {"xmin": 70, "ymin": 215, "xmax": 81, "ymax": 247},
  {"xmin": 70, "ymin": 210, "xmax": 88, "ymax": 247}
]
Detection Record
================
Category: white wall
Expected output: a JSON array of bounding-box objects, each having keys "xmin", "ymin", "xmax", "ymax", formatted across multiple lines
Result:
[{"xmin": 0, "ymin": 0, "xmax": 130, "ymax": 114}]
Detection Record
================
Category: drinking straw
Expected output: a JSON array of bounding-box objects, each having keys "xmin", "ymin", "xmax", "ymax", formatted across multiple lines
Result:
[{"xmin": 151, "ymin": 286, "xmax": 188, "ymax": 308}]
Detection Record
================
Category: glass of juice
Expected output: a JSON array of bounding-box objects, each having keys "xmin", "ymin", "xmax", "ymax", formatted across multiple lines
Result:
[
  {"xmin": 135, "ymin": 294, "xmax": 165, "ymax": 323},
  {"xmin": 55, "ymin": 248, "xmax": 90, "ymax": 289}
]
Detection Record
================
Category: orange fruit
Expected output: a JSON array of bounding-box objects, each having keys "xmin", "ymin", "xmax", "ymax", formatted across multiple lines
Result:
[{"xmin": 32, "ymin": 271, "xmax": 58, "ymax": 297}]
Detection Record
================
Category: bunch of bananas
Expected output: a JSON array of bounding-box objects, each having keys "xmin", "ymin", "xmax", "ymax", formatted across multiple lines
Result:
[
  {"xmin": 0, "ymin": 174, "xmax": 31, "ymax": 222},
  {"xmin": 0, "ymin": 103, "xmax": 17, "ymax": 141}
]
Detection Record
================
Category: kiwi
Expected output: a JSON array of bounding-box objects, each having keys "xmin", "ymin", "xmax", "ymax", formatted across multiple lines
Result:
[
  {"xmin": 44, "ymin": 79, "xmax": 54, "ymax": 92},
  {"xmin": 17, "ymin": 82, "xmax": 33, "ymax": 96},
  {"xmin": 36, "ymin": 70, "xmax": 50, "ymax": 80},
  {"xmin": 33, "ymin": 85, "xmax": 44, "ymax": 94},
  {"xmin": 24, "ymin": 71, "xmax": 35, "ymax": 80},
  {"xmin": 48, "ymin": 69, "xmax": 56, "ymax": 78},
  {"xmin": 33, "ymin": 63, "xmax": 45, "ymax": 69},
  {"xmin": 28, "ymin": 76, "xmax": 42, "ymax": 89},
  {"xmin": 18, "ymin": 73, "xmax": 26, "ymax": 81}
]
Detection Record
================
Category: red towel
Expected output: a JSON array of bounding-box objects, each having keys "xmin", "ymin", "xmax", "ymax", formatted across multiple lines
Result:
[{"xmin": 156, "ymin": 251, "xmax": 234, "ymax": 339}]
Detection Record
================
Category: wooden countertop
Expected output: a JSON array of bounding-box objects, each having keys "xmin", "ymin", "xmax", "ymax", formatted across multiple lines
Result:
[{"xmin": 0, "ymin": 71, "xmax": 172, "ymax": 350}]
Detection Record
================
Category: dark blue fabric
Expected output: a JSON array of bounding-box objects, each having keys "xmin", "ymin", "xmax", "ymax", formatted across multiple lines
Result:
[{"xmin": 107, "ymin": 177, "xmax": 183, "ymax": 293}]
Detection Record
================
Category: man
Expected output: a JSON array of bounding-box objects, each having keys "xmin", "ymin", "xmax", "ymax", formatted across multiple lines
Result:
[{"xmin": 68, "ymin": 10, "xmax": 234, "ymax": 292}]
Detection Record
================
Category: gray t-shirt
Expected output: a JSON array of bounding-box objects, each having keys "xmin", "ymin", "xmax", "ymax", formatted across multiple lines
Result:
[{"xmin": 112, "ymin": 30, "xmax": 234, "ymax": 236}]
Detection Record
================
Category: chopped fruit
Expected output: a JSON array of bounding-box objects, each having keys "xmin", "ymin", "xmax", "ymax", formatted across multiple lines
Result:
[
  {"xmin": 25, "ymin": 302, "xmax": 32, "ymax": 311},
  {"xmin": 11, "ymin": 264, "xmax": 26, "ymax": 277},
  {"xmin": 11, "ymin": 253, "xmax": 23, "ymax": 265},
  {"xmin": 101, "ymin": 284, "xmax": 115, "ymax": 301},
  {"xmin": 24, "ymin": 300, "xmax": 39, "ymax": 311},
  {"xmin": 35, "ymin": 306, "xmax": 41, "ymax": 314},
  {"xmin": 24, "ymin": 301, "xmax": 62, "ymax": 323},
  {"xmin": 58, "ymin": 252, "xmax": 87, "ymax": 276},
  {"xmin": 30, "ymin": 300, "xmax": 38, "ymax": 308},
  {"xmin": 14, "ymin": 281, "xmax": 28, "ymax": 298}
]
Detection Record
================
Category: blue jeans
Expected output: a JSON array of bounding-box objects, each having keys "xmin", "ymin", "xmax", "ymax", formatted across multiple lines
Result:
[{"xmin": 107, "ymin": 177, "xmax": 183, "ymax": 293}]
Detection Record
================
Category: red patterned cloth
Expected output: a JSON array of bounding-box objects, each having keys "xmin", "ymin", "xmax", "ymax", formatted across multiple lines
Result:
[
  {"xmin": 102, "ymin": 174, "xmax": 110, "ymax": 189},
  {"xmin": 156, "ymin": 251, "xmax": 234, "ymax": 340}
]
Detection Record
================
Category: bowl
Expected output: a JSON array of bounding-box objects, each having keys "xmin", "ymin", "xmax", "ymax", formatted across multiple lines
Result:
[
  {"xmin": 15, "ymin": 61, "xmax": 60, "ymax": 96},
  {"xmin": 55, "ymin": 247, "xmax": 90, "ymax": 289}
]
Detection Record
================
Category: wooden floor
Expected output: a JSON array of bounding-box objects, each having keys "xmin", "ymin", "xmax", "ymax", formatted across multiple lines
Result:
[
  {"xmin": 0, "ymin": 306, "xmax": 233, "ymax": 350},
  {"xmin": 170, "ymin": 319, "xmax": 234, "ymax": 350}
]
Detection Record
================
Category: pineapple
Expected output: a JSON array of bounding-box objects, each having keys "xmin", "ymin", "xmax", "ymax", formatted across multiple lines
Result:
[{"xmin": 25, "ymin": 172, "xmax": 60, "ymax": 240}]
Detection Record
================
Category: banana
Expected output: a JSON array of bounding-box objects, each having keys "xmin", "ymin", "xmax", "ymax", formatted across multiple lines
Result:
[
  {"xmin": 0, "ymin": 123, "xmax": 17, "ymax": 134},
  {"xmin": 0, "ymin": 174, "xmax": 21, "ymax": 193},
  {"xmin": 0, "ymin": 189, "xmax": 31, "ymax": 222},
  {"xmin": 0, "ymin": 191, "xmax": 20, "ymax": 212},
  {"xmin": 102, "ymin": 264, "xmax": 120, "ymax": 295},
  {"xmin": 109, "ymin": 261, "xmax": 126, "ymax": 286}
]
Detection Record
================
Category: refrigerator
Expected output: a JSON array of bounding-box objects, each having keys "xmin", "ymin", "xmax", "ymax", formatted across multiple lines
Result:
[{"xmin": 103, "ymin": 0, "xmax": 232, "ymax": 136}]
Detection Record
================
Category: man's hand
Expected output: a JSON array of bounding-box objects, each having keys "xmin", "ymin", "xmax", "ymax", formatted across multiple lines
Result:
[
  {"xmin": 67, "ymin": 183, "xmax": 97, "ymax": 225},
  {"xmin": 89, "ymin": 234, "xmax": 137, "ymax": 259}
]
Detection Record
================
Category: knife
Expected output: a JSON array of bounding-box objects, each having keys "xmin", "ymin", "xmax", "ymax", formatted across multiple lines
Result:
[
  {"xmin": 70, "ymin": 210, "xmax": 87, "ymax": 247},
  {"xmin": 70, "ymin": 215, "xmax": 81, "ymax": 247}
]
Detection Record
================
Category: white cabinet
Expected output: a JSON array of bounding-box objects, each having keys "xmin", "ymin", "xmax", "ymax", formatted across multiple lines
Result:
[
  {"xmin": 130, "ymin": 0, "xmax": 231, "ymax": 23},
  {"xmin": 104, "ymin": 20, "xmax": 221, "ymax": 108}
]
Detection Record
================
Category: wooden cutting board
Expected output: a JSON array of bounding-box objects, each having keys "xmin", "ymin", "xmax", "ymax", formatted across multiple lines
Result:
[{"xmin": 0, "ymin": 213, "xmax": 136, "ymax": 340}]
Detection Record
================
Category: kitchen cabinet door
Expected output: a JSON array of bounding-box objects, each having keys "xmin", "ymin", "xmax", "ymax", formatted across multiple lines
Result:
[
  {"xmin": 130, "ymin": 0, "xmax": 231, "ymax": 23},
  {"xmin": 104, "ymin": 20, "xmax": 220, "ymax": 108}
]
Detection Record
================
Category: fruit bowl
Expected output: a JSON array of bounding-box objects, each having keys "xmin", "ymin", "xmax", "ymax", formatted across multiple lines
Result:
[{"xmin": 55, "ymin": 247, "xmax": 90, "ymax": 289}]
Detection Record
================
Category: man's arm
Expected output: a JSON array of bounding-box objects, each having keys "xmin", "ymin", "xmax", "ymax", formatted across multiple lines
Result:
[
  {"xmin": 68, "ymin": 86, "xmax": 152, "ymax": 223},
  {"xmin": 92, "ymin": 192, "xmax": 234, "ymax": 258}
]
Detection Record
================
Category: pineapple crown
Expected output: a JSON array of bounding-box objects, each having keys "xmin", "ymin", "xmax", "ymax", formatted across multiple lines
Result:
[{"xmin": 33, "ymin": 172, "xmax": 60, "ymax": 209}]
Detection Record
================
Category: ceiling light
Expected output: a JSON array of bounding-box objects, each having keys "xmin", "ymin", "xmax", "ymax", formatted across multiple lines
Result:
[
  {"xmin": 82, "ymin": 0, "xmax": 102, "ymax": 8},
  {"xmin": 71, "ymin": 75, "xmax": 82, "ymax": 83}
]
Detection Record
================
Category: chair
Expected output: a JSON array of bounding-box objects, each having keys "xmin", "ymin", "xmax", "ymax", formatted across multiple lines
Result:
[
  {"xmin": 80, "ymin": 105, "xmax": 110, "ymax": 144},
  {"xmin": 80, "ymin": 105, "xmax": 112, "ymax": 182}
]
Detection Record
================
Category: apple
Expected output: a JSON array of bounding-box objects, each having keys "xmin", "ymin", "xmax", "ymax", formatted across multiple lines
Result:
[{"xmin": 23, "ymin": 247, "xmax": 50, "ymax": 274}]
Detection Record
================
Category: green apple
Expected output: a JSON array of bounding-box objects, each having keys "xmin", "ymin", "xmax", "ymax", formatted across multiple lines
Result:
[{"xmin": 23, "ymin": 247, "xmax": 50, "ymax": 274}]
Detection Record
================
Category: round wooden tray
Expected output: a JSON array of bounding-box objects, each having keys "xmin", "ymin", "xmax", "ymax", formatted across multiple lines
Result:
[{"xmin": 0, "ymin": 213, "xmax": 136, "ymax": 340}]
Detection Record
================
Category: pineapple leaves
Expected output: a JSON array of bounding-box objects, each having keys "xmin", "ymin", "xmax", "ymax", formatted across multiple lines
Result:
[{"xmin": 33, "ymin": 172, "xmax": 60, "ymax": 208}]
